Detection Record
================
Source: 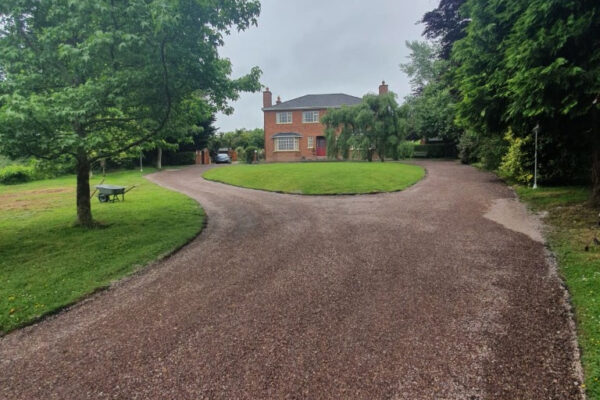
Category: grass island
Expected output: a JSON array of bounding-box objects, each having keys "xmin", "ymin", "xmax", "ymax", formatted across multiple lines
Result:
[{"xmin": 202, "ymin": 162, "xmax": 425, "ymax": 195}]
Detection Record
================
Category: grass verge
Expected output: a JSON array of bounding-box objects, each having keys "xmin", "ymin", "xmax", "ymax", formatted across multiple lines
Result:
[
  {"xmin": 515, "ymin": 185, "xmax": 599, "ymax": 398},
  {"xmin": 0, "ymin": 168, "xmax": 204, "ymax": 333},
  {"xmin": 203, "ymin": 162, "xmax": 425, "ymax": 195}
]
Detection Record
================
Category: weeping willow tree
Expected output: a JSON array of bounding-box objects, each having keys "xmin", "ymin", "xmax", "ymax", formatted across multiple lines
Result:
[{"xmin": 322, "ymin": 93, "xmax": 403, "ymax": 162}]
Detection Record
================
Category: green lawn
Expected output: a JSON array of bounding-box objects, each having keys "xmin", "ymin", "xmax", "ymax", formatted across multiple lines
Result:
[
  {"xmin": 0, "ymin": 169, "xmax": 204, "ymax": 333},
  {"xmin": 515, "ymin": 185, "xmax": 599, "ymax": 398},
  {"xmin": 203, "ymin": 162, "xmax": 425, "ymax": 194}
]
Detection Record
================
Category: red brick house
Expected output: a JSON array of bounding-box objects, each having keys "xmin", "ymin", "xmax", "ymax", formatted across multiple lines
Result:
[{"xmin": 262, "ymin": 82, "xmax": 389, "ymax": 162}]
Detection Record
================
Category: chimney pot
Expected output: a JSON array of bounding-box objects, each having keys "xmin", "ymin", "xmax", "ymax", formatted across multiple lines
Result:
[{"xmin": 276, "ymin": 96, "xmax": 281, "ymax": 104}]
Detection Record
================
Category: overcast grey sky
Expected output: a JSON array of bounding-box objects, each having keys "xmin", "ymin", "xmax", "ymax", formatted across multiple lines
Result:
[{"xmin": 215, "ymin": 0, "xmax": 438, "ymax": 132}]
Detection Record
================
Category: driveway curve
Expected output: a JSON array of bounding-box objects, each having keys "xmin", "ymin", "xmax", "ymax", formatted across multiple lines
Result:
[{"xmin": 0, "ymin": 161, "xmax": 583, "ymax": 399}]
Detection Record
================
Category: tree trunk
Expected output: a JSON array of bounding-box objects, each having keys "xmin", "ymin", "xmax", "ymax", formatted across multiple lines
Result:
[
  {"xmin": 76, "ymin": 154, "xmax": 94, "ymax": 227},
  {"xmin": 157, "ymin": 147, "xmax": 162, "ymax": 169}
]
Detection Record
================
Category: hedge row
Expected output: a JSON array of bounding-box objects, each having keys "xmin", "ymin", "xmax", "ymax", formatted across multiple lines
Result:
[
  {"xmin": 0, "ymin": 165, "xmax": 36, "ymax": 184},
  {"xmin": 412, "ymin": 143, "xmax": 457, "ymax": 158},
  {"xmin": 138, "ymin": 150, "xmax": 196, "ymax": 168}
]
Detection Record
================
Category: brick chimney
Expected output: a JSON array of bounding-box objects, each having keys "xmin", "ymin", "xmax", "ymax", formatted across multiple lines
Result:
[
  {"xmin": 276, "ymin": 96, "xmax": 281, "ymax": 105},
  {"xmin": 379, "ymin": 80, "xmax": 388, "ymax": 95},
  {"xmin": 263, "ymin": 87, "xmax": 272, "ymax": 108}
]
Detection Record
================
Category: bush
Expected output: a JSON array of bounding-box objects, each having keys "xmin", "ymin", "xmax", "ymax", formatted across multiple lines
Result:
[
  {"xmin": 478, "ymin": 136, "xmax": 507, "ymax": 170},
  {"xmin": 0, "ymin": 165, "xmax": 35, "ymax": 184},
  {"xmin": 244, "ymin": 146, "xmax": 258, "ymax": 164},
  {"xmin": 105, "ymin": 153, "xmax": 139, "ymax": 170},
  {"xmin": 458, "ymin": 131, "xmax": 479, "ymax": 164},
  {"xmin": 499, "ymin": 130, "xmax": 533, "ymax": 184},
  {"xmin": 235, "ymin": 146, "xmax": 245, "ymax": 162},
  {"xmin": 397, "ymin": 141, "xmax": 415, "ymax": 159},
  {"xmin": 0, "ymin": 155, "xmax": 15, "ymax": 169}
]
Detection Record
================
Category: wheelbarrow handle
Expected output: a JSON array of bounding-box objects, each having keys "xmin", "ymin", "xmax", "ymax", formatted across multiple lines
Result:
[{"xmin": 89, "ymin": 178, "xmax": 106, "ymax": 199}]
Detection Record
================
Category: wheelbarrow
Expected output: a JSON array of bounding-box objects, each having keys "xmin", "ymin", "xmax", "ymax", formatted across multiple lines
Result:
[{"xmin": 96, "ymin": 184, "xmax": 126, "ymax": 203}]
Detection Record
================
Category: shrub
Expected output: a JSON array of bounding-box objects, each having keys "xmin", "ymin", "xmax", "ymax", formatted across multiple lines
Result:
[
  {"xmin": 458, "ymin": 131, "xmax": 479, "ymax": 164},
  {"xmin": 244, "ymin": 146, "xmax": 258, "ymax": 164},
  {"xmin": 478, "ymin": 136, "xmax": 507, "ymax": 170},
  {"xmin": 397, "ymin": 141, "xmax": 415, "ymax": 159},
  {"xmin": 0, "ymin": 165, "xmax": 35, "ymax": 184},
  {"xmin": 105, "ymin": 153, "xmax": 139, "ymax": 170},
  {"xmin": 499, "ymin": 130, "xmax": 533, "ymax": 184},
  {"xmin": 235, "ymin": 146, "xmax": 245, "ymax": 162},
  {"xmin": 0, "ymin": 155, "xmax": 15, "ymax": 169}
]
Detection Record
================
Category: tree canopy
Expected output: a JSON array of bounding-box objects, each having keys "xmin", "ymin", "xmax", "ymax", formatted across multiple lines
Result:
[
  {"xmin": 404, "ymin": 0, "xmax": 600, "ymax": 201},
  {"xmin": 400, "ymin": 40, "xmax": 461, "ymax": 143},
  {"xmin": 451, "ymin": 0, "xmax": 600, "ymax": 190},
  {"xmin": 0, "ymin": 0, "xmax": 262, "ymax": 225},
  {"xmin": 322, "ymin": 93, "xmax": 402, "ymax": 162},
  {"xmin": 421, "ymin": 0, "xmax": 467, "ymax": 59},
  {"xmin": 210, "ymin": 128, "xmax": 264, "ymax": 152}
]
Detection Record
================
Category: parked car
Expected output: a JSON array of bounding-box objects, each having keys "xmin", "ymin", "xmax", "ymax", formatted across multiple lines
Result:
[{"xmin": 215, "ymin": 151, "xmax": 231, "ymax": 164}]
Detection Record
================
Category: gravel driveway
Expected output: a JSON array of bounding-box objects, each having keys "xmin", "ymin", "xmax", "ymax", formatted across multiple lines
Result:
[{"xmin": 0, "ymin": 161, "xmax": 584, "ymax": 399}]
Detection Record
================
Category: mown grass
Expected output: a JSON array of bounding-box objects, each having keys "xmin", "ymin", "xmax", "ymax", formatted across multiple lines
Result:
[
  {"xmin": 0, "ymin": 168, "xmax": 204, "ymax": 333},
  {"xmin": 515, "ymin": 185, "xmax": 600, "ymax": 398},
  {"xmin": 203, "ymin": 162, "xmax": 425, "ymax": 195}
]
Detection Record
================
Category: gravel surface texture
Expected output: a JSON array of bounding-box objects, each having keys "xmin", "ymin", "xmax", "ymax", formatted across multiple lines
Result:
[{"xmin": 0, "ymin": 161, "xmax": 584, "ymax": 399}]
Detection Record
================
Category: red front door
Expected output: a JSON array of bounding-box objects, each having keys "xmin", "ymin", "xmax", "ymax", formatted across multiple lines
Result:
[{"xmin": 316, "ymin": 136, "xmax": 326, "ymax": 156}]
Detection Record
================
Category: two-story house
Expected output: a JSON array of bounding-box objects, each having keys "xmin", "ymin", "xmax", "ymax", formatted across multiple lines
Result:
[{"xmin": 262, "ymin": 82, "xmax": 389, "ymax": 162}]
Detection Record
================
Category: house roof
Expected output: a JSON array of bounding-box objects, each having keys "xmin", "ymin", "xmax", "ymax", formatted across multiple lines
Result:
[
  {"xmin": 271, "ymin": 132, "xmax": 303, "ymax": 138},
  {"xmin": 263, "ymin": 93, "xmax": 362, "ymax": 111}
]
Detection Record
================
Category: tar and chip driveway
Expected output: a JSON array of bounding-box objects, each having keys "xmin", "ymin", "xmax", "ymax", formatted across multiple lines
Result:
[{"xmin": 0, "ymin": 161, "xmax": 584, "ymax": 399}]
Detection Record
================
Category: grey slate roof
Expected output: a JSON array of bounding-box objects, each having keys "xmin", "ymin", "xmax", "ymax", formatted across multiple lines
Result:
[{"xmin": 263, "ymin": 93, "xmax": 362, "ymax": 111}]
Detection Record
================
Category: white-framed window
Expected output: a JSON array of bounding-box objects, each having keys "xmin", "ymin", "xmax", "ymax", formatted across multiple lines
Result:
[
  {"xmin": 275, "ymin": 137, "xmax": 299, "ymax": 151},
  {"xmin": 276, "ymin": 112, "xmax": 292, "ymax": 124},
  {"xmin": 307, "ymin": 136, "xmax": 314, "ymax": 149},
  {"xmin": 302, "ymin": 111, "xmax": 319, "ymax": 123}
]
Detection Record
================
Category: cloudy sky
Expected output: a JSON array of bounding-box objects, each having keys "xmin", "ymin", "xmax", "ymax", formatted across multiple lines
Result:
[{"xmin": 215, "ymin": 0, "xmax": 438, "ymax": 132}]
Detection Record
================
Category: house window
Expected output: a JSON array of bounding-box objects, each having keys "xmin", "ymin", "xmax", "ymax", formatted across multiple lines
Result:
[
  {"xmin": 276, "ymin": 112, "xmax": 292, "ymax": 124},
  {"xmin": 275, "ymin": 137, "xmax": 299, "ymax": 151},
  {"xmin": 302, "ymin": 111, "xmax": 319, "ymax": 123},
  {"xmin": 307, "ymin": 136, "xmax": 314, "ymax": 149}
]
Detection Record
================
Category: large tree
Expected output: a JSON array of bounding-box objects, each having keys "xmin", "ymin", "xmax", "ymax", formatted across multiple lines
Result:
[
  {"xmin": 452, "ymin": 0, "xmax": 600, "ymax": 193},
  {"xmin": 400, "ymin": 41, "xmax": 461, "ymax": 143},
  {"xmin": 323, "ymin": 93, "xmax": 402, "ymax": 162},
  {"xmin": 400, "ymin": 41, "xmax": 443, "ymax": 95},
  {"xmin": 501, "ymin": 0, "xmax": 600, "ymax": 196},
  {"xmin": 421, "ymin": 0, "xmax": 468, "ymax": 59},
  {"xmin": 0, "ymin": 0, "xmax": 261, "ymax": 226}
]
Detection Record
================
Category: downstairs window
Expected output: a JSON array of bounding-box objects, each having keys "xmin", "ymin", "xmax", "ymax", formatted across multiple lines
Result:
[{"xmin": 275, "ymin": 137, "xmax": 299, "ymax": 151}]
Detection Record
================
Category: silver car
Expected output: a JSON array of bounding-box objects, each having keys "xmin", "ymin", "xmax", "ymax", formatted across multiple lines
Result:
[{"xmin": 215, "ymin": 152, "xmax": 231, "ymax": 164}]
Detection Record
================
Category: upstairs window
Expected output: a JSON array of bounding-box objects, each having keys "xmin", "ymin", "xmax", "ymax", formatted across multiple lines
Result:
[
  {"xmin": 302, "ymin": 111, "xmax": 319, "ymax": 123},
  {"xmin": 276, "ymin": 112, "xmax": 292, "ymax": 124}
]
